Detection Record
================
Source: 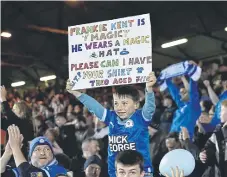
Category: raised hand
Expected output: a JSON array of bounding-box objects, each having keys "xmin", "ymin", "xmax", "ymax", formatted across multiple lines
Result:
[
  {"xmin": 203, "ymin": 80, "xmax": 210, "ymax": 88},
  {"xmin": 146, "ymin": 72, "xmax": 157, "ymax": 92},
  {"xmin": 66, "ymin": 79, "xmax": 86, "ymax": 97},
  {"xmin": 4, "ymin": 133, "xmax": 24, "ymax": 155},
  {"xmin": 7, "ymin": 125, "xmax": 26, "ymax": 167},
  {"xmin": 7, "ymin": 125, "xmax": 23, "ymax": 150},
  {"xmin": 180, "ymin": 127, "xmax": 190, "ymax": 140},
  {"xmin": 0, "ymin": 85, "xmax": 7, "ymax": 102}
]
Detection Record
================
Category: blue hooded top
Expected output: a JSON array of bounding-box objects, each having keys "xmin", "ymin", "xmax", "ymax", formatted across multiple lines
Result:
[
  {"xmin": 166, "ymin": 78, "xmax": 201, "ymax": 138},
  {"xmin": 210, "ymin": 90, "xmax": 227, "ymax": 125}
]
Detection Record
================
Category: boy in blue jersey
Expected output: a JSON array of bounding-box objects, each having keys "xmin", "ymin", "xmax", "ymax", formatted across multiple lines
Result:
[
  {"xmin": 165, "ymin": 61, "xmax": 201, "ymax": 139},
  {"xmin": 66, "ymin": 72, "xmax": 156, "ymax": 177}
]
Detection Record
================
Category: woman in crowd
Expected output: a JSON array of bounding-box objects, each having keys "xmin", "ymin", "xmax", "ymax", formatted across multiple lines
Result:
[{"xmin": 1, "ymin": 86, "xmax": 34, "ymax": 158}]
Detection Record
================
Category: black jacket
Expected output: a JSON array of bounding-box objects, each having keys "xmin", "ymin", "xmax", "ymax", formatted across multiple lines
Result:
[
  {"xmin": 201, "ymin": 124, "xmax": 227, "ymax": 177},
  {"xmin": 58, "ymin": 124, "xmax": 79, "ymax": 158}
]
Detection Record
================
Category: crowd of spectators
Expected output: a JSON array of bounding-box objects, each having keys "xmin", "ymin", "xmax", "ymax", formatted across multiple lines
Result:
[{"xmin": 1, "ymin": 59, "xmax": 227, "ymax": 177}]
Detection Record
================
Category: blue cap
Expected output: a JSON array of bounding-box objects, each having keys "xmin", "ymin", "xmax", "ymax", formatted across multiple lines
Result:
[{"xmin": 29, "ymin": 136, "xmax": 53, "ymax": 158}]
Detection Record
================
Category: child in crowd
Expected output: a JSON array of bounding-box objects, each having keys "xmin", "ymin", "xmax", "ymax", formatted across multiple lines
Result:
[{"xmin": 66, "ymin": 72, "xmax": 156, "ymax": 177}]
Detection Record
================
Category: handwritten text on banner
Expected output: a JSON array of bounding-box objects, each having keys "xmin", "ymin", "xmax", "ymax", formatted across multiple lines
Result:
[{"xmin": 68, "ymin": 14, "xmax": 152, "ymax": 90}]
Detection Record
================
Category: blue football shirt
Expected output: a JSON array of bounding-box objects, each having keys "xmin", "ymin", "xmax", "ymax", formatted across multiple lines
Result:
[{"xmin": 78, "ymin": 91, "xmax": 155, "ymax": 177}]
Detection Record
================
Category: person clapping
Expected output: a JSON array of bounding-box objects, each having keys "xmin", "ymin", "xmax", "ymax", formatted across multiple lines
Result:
[
  {"xmin": 1, "ymin": 86, "xmax": 34, "ymax": 158},
  {"xmin": 1, "ymin": 125, "xmax": 67, "ymax": 177}
]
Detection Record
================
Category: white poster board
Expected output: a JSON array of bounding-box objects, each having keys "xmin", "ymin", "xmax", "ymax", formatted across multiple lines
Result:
[{"xmin": 68, "ymin": 14, "xmax": 152, "ymax": 90}]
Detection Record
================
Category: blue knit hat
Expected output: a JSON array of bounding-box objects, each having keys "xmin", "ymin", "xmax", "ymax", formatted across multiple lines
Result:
[
  {"xmin": 29, "ymin": 136, "xmax": 53, "ymax": 158},
  {"xmin": 84, "ymin": 155, "xmax": 102, "ymax": 170}
]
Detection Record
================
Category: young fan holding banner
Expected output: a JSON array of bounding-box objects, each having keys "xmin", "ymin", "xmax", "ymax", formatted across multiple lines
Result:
[
  {"xmin": 157, "ymin": 60, "xmax": 202, "ymax": 139},
  {"xmin": 66, "ymin": 71, "xmax": 156, "ymax": 177}
]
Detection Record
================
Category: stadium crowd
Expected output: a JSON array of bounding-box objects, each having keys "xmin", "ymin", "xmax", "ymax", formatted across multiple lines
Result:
[{"xmin": 0, "ymin": 59, "xmax": 227, "ymax": 177}]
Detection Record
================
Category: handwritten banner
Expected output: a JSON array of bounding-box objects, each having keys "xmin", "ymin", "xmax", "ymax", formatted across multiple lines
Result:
[{"xmin": 68, "ymin": 14, "xmax": 152, "ymax": 90}]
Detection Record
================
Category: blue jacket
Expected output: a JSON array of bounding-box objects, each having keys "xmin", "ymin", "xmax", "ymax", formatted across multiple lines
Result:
[
  {"xmin": 167, "ymin": 78, "xmax": 201, "ymax": 138},
  {"xmin": 210, "ymin": 90, "xmax": 227, "ymax": 126}
]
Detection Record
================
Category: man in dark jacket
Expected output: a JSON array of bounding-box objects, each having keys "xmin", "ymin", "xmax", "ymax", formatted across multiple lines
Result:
[
  {"xmin": 199, "ymin": 100, "xmax": 227, "ymax": 177},
  {"xmin": 55, "ymin": 113, "xmax": 79, "ymax": 158}
]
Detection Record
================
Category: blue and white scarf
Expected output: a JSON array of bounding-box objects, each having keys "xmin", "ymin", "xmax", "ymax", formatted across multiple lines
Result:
[{"xmin": 157, "ymin": 61, "xmax": 202, "ymax": 91}]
